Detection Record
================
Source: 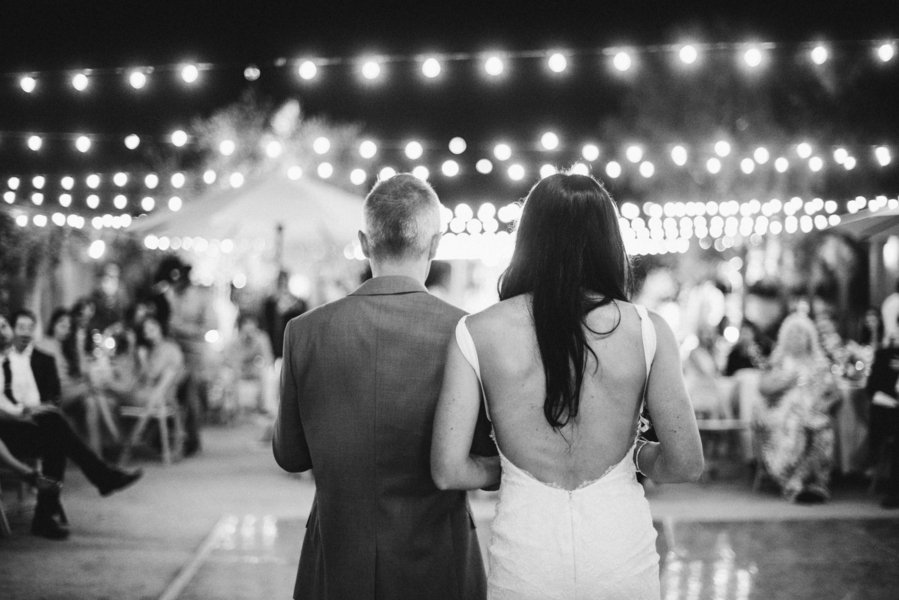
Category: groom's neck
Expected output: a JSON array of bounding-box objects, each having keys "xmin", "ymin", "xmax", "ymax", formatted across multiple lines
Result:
[{"xmin": 369, "ymin": 257, "xmax": 431, "ymax": 284}]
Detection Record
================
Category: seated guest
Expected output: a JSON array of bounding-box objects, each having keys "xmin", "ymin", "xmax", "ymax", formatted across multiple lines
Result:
[
  {"xmin": 725, "ymin": 320, "xmax": 769, "ymax": 376},
  {"xmin": 866, "ymin": 331, "xmax": 899, "ymax": 508},
  {"xmin": 859, "ymin": 307, "xmax": 886, "ymax": 352},
  {"xmin": 41, "ymin": 308, "xmax": 103, "ymax": 451},
  {"xmin": 756, "ymin": 313, "xmax": 841, "ymax": 503},
  {"xmin": 683, "ymin": 327, "xmax": 729, "ymax": 418},
  {"xmin": 5, "ymin": 309, "xmax": 60, "ymax": 407},
  {"xmin": 0, "ymin": 312, "xmax": 142, "ymax": 540},
  {"xmin": 127, "ymin": 316, "xmax": 184, "ymax": 408},
  {"xmin": 228, "ymin": 313, "xmax": 274, "ymax": 414}
]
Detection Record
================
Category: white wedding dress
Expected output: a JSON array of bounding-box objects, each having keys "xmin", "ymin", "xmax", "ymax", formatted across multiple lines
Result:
[{"xmin": 456, "ymin": 304, "xmax": 660, "ymax": 600}]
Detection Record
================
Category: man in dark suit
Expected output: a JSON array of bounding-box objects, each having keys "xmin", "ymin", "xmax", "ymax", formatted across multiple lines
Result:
[
  {"xmin": 0, "ymin": 310, "xmax": 142, "ymax": 539},
  {"xmin": 273, "ymin": 174, "xmax": 489, "ymax": 600},
  {"xmin": 867, "ymin": 336, "xmax": 899, "ymax": 508}
]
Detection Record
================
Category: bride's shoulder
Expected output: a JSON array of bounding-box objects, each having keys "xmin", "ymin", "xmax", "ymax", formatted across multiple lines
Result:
[{"xmin": 466, "ymin": 295, "xmax": 530, "ymax": 335}]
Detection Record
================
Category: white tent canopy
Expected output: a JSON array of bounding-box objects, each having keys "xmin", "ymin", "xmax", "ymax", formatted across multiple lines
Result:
[{"xmin": 129, "ymin": 173, "xmax": 365, "ymax": 268}]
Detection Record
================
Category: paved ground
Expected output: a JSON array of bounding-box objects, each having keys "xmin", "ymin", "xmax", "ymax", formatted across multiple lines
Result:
[{"xmin": 1, "ymin": 419, "xmax": 897, "ymax": 600}]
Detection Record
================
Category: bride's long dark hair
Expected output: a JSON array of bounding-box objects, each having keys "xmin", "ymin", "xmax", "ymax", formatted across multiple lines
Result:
[{"xmin": 498, "ymin": 174, "xmax": 632, "ymax": 429}]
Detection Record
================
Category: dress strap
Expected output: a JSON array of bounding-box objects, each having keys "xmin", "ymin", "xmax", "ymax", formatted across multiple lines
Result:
[
  {"xmin": 633, "ymin": 304, "xmax": 657, "ymax": 435},
  {"xmin": 455, "ymin": 316, "xmax": 491, "ymax": 421},
  {"xmin": 633, "ymin": 304, "xmax": 656, "ymax": 378}
]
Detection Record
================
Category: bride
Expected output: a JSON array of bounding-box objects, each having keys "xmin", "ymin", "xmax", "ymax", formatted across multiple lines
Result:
[{"xmin": 431, "ymin": 173, "xmax": 704, "ymax": 599}]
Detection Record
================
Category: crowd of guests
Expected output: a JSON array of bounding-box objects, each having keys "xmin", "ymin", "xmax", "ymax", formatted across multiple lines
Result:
[
  {"xmin": 681, "ymin": 282, "xmax": 899, "ymax": 507},
  {"xmin": 0, "ymin": 255, "xmax": 310, "ymax": 539}
]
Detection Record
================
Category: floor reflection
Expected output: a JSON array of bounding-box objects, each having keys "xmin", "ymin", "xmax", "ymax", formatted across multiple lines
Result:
[{"xmin": 177, "ymin": 515, "xmax": 899, "ymax": 600}]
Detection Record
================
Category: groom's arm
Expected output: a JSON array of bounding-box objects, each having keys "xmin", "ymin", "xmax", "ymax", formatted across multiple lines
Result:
[{"xmin": 273, "ymin": 322, "xmax": 312, "ymax": 472}]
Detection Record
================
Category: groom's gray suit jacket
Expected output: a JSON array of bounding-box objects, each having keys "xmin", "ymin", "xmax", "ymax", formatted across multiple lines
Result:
[{"xmin": 273, "ymin": 275, "xmax": 487, "ymax": 600}]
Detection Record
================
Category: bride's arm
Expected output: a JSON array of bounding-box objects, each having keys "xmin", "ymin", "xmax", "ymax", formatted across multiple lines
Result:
[
  {"xmin": 431, "ymin": 337, "xmax": 500, "ymax": 490},
  {"xmin": 639, "ymin": 312, "xmax": 705, "ymax": 483}
]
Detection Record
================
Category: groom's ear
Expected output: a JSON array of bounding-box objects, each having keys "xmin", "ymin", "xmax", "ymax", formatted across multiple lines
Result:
[
  {"xmin": 358, "ymin": 231, "xmax": 371, "ymax": 258},
  {"xmin": 427, "ymin": 233, "xmax": 441, "ymax": 260}
]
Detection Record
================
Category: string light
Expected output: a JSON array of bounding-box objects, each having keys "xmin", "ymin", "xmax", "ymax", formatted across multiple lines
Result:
[
  {"xmin": 378, "ymin": 166, "xmax": 397, "ymax": 180},
  {"xmin": 625, "ymin": 145, "xmax": 643, "ymax": 163},
  {"xmin": 203, "ymin": 169, "xmax": 217, "ymax": 184},
  {"xmin": 493, "ymin": 143, "xmax": 512, "ymax": 161},
  {"xmin": 796, "ymin": 142, "xmax": 813, "ymax": 158},
  {"xmin": 144, "ymin": 173, "xmax": 159, "ymax": 189},
  {"xmin": 878, "ymin": 42, "xmax": 896, "ymax": 63},
  {"xmin": 170, "ymin": 130, "xmax": 189, "ymax": 147},
  {"xmin": 20, "ymin": 75, "xmax": 37, "ymax": 93},
  {"xmin": 540, "ymin": 131, "xmax": 560, "ymax": 150},
  {"xmin": 875, "ymin": 145, "xmax": 892, "ymax": 166},
  {"xmin": 170, "ymin": 172, "xmax": 186, "ymax": 188},
  {"xmin": 243, "ymin": 65, "xmax": 261, "ymax": 81},
  {"xmin": 678, "ymin": 44, "xmax": 699, "ymax": 65},
  {"xmin": 547, "ymin": 52, "xmax": 567, "ymax": 73},
  {"xmin": 810, "ymin": 44, "xmax": 829, "ymax": 65},
  {"xmin": 508, "ymin": 163, "xmax": 526, "ymax": 181},
  {"xmin": 421, "ymin": 57, "xmax": 442, "ymax": 78},
  {"xmin": 484, "ymin": 55, "xmax": 505, "ymax": 77},
  {"xmin": 27, "ymin": 135, "xmax": 42, "ymax": 151},
  {"xmin": 753, "ymin": 146, "xmax": 770, "ymax": 164},
  {"xmin": 72, "ymin": 72, "xmax": 89, "ymax": 91},
  {"xmin": 141, "ymin": 197, "xmax": 155, "ymax": 211},
  {"xmin": 75, "ymin": 135, "xmax": 91, "ymax": 153},
  {"xmin": 605, "ymin": 160, "xmax": 622, "ymax": 178},
  {"xmin": 317, "ymin": 162, "xmax": 334, "ymax": 178},
  {"xmin": 265, "ymin": 140, "xmax": 283, "ymax": 158},
  {"xmin": 128, "ymin": 69, "xmax": 148, "ymax": 89},
  {"xmin": 168, "ymin": 196, "xmax": 183, "ymax": 211},
  {"xmin": 448, "ymin": 137, "xmax": 467, "ymax": 154},
  {"xmin": 714, "ymin": 140, "xmax": 732, "ymax": 157},
  {"xmin": 58, "ymin": 193, "xmax": 71, "ymax": 206},
  {"xmin": 298, "ymin": 60, "xmax": 318, "ymax": 80},
  {"xmin": 287, "ymin": 165, "xmax": 303, "ymax": 180},
  {"xmin": 218, "ymin": 139, "xmax": 236, "ymax": 156},
  {"xmin": 361, "ymin": 59, "xmax": 381, "ymax": 80},
  {"xmin": 229, "ymin": 172, "xmax": 245, "ymax": 188},
  {"xmin": 612, "ymin": 51, "xmax": 632, "ymax": 72},
  {"xmin": 707, "ymin": 157, "xmax": 722, "ymax": 174},
  {"xmin": 359, "ymin": 139, "xmax": 377, "ymax": 158},
  {"xmin": 350, "ymin": 168, "xmax": 367, "ymax": 185},
  {"xmin": 775, "ymin": 156, "xmax": 789, "ymax": 172},
  {"xmin": 412, "ymin": 165, "xmax": 430, "ymax": 180},
  {"xmin": 404, "ymin": 141, "xmax": 424, "ymax": 160},
  {"xmin": 86, "ymin": 173, "xmax": 101, "ymax": 189},
  {"xmin": 441, "ymin": 159, "xmax": 460, "ymax": 177},
  {"xmin": 671, "ymin": 145, "xmax": 688, "ymax": 166},
  {"xmin": 475, "ymin": 159, "xmax": 493, "ymax": 174},
  {"xmin": 180, "ymin": 64, "xmax": 200, "ymax": 84},
  {"xmin": 742, "ymin": 46, "xmax": 764, "ymax": 68},
  {"xmin": 581, "ymin": 143, "xmax": 600, "ymax": 161},
  {"xmin": 539, "ymin": 164, "xmax": 557, "ymax": 178},
  {"xmin": 124, "ymin": 134, "xmax": 141, "ymax": 150}
]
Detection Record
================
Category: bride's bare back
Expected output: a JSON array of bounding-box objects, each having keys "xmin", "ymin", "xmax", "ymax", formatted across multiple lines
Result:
[{"xmin": 466, "ymin": 295, "xmax": 649, "ymax": 489}]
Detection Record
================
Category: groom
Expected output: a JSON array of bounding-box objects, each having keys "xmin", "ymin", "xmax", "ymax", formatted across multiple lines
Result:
[{"xmin": 273, "ymin": 173, "xmax": 488, "ymax": 599}]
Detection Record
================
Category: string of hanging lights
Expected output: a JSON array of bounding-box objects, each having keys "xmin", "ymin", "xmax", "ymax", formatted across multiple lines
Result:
[{"xmin": 6, "ymin": 38, "xmax": 896, "ymax": 96}]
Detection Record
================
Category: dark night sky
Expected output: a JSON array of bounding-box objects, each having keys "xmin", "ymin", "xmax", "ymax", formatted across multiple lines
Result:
[{"xmin": 1, "ymin": 0, "xmax": 897, "ymax": 207}]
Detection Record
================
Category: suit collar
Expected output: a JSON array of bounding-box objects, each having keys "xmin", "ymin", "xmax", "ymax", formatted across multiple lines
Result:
[{"xmin": 350, "ymin": 275, "xmax": 428, "ymax": 297}]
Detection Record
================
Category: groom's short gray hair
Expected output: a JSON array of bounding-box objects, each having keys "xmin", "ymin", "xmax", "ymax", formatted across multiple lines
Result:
[{"xmin": 363, "ymin": 173, "xmax": 441, "ymax": 261}]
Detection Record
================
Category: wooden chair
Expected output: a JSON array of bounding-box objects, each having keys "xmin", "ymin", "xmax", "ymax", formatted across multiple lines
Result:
[
  {"xmin": 0, "ymin": 471, "xmax": 14, "ymax": 537},
  {"xmin": 118, "ymin": 378, "xmax": 185, "ymax": 466},
  {"xmin": 0, "ymin": 458, "xmax": 42, "ymax": 537}
]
